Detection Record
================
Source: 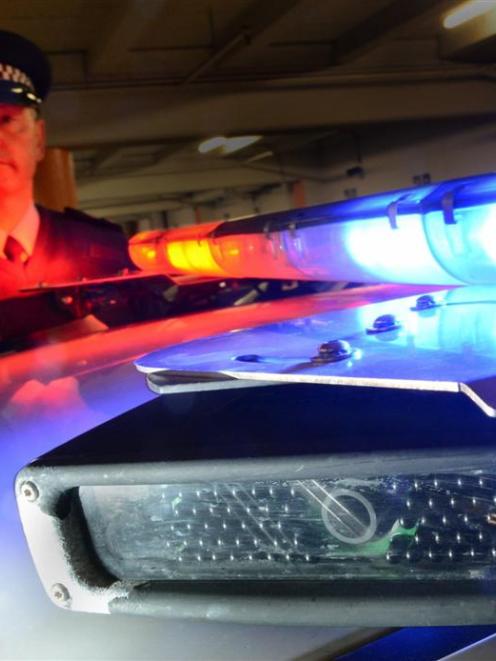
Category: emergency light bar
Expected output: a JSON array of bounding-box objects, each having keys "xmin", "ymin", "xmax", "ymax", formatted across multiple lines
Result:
[
  {"xmin": 129, "ymin": 173, "xmax": 496, "ymax": 286},
  {"xmin": 15, "ymin": 385, "xmax": 496, "ymax": 625}
]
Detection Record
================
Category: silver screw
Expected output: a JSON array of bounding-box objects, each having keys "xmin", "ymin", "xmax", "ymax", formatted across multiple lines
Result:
[
  {"xmin": 312, "ymin": 339, "xmax": 352, "ymax": 363},
  {"xmin": 366, "ymin": 313, "xmax": 401, "ymax": 334},
  {"xmin": 20, "ymin": 481, "xmax": 39, "ymax": 502},
  {"xmin": 410, "ymin": 294, "xmax": 439, "ymax": 312},
  {"xmin": 50, "ymin": 583, "xmax": 70, "ymax": 605}
]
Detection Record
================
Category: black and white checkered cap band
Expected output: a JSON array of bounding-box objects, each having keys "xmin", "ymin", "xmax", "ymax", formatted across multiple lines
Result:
[{"xmin": 0, "ymin": 63, "xmax": 34, "ymax": 91}]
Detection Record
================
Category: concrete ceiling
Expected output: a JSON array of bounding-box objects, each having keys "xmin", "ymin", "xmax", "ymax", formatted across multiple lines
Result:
[{"xmin": 5, "ymin": 0, "xmax": 496, "ymax": 219}]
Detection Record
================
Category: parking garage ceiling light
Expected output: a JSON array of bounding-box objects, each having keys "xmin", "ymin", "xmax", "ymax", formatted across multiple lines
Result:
[
  {"xmin": 198, "ymin": 135, "xmax": 261, "ymax": 156},
  {"xmin": 443, "ymin": 0, "xmax": 494, "ymax": 29}
]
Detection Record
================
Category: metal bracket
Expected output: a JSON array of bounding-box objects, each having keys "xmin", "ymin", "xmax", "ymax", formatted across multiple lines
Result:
[
  {"xmin": 386, "ymin": 194, "xmax": 412, "ymax": 229},
  {"xmin": 263, "ymin": 219, "xmax": 273, "ymax": 241},
  {"xmin": 145, "ymin": 370, "xmax": 274, "ymax": 395},
  {"xmin": 135, "ymin": 287, "xmax": 496, "ymax": 418},
  {"xmin": 441, "ymin": 190, "xmax": 456, "ymax": 225},
  {"xmin": 440, "ymin": 184, "xmax": 467, "ymax": 225}
]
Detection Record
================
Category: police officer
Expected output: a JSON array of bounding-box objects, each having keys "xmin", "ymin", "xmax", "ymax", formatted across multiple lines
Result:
[{"xmin": 0, "ymin": 30, "xmax": 133, "ymax": 300}]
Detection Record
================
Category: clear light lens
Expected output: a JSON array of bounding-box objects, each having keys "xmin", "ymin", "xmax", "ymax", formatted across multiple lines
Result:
[
  {"xmin": 211, "ymin": 233, "xmax": 304, "ymax": 280},
  {"xmin": 424, "ymin": 204, "xmax": 496, "ymax": 284},
  {"xmin": 80, "ymin": 471, "xmax": 496, "ymax": 581},
  {"xmin": 282, "ymin": 214, "xmax": 460, "ymax": 284}
]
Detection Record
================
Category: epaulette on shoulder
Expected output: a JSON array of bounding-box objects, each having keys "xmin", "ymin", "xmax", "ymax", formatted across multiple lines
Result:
[{"xmin": 61, "ymin": 207, "xmax": 123, "ymax": 232}]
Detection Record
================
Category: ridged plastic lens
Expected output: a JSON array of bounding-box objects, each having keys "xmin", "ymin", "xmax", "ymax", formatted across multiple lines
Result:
[
  {"xmin": 127, "ymin": 173, "xmax": 496, "ymax": 285},
  {"xmin": 80, "ymin": 471, "xmax": 496, "ymax": 581}
]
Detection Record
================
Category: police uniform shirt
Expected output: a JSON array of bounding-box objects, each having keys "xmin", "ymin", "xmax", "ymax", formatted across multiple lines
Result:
[
  {"xmin": 0, "ymin": 206, "xmax": 134, "ymax": 300},
  {"xmin": 0, "ymin": 203, "xmax": 38, "ymax": 261},
  {"xmin": 0, "ymin": 205, "xmax": 38, "ymax": 298}
]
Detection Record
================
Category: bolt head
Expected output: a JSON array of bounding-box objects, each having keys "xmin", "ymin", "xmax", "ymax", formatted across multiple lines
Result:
[
  {"xmin": 20, "ymin": 481, "xmax": 39, "ymax": 502},
  {"xmin": 50, "ymin": 583, "xmax": 70, "ymax": 604},
  {"xmin": 236, "ymin": 354, "xmax": 262, "ymax": 363},
  {"xmin": 366, "ymin": 313, "xmax": 400, "ymax": 334},
  {"xmin": 411, "ymin": 294, "xmax": 439, "ymax": 311},
  {"xmin": 313, "ymin": 339, "xmax": 352, "ymax": 363},
  {"xmin": 373, "ymin": 314, "xmax": 397, "ymax": 330}
]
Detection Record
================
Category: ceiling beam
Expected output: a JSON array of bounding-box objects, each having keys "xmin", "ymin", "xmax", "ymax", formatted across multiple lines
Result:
[
  {"xmin": 88, "ymin": 147, "xmax": 122, "ymax": 174},
  {"xmin": 81, "ymin": 142, "xmax": 190, "ymax": 177},
  {"xmin": 182, "ymin": 0, "xmax": 305, "ymax": 84},
  {"xmin": 88, "ymin": 0, "xmax": 168, "ymax": 76},
  {"xmin": 83, "ymin": 188, "xmax": 242, "ymax": 219},
  {"xmin": 84, "ymin": 198, "xmax": 181, "ymax": 219},
  {"xmin": 243, "ymin": 130, "xmax": 339, "ymax": 164},
  {"xmin": 334, "ymin": 0, "xmax": 456, "ymax": 63},
  {"xmin": 47, "ymin": 75, "xmax": 496, "ymax": 149},
  {"xmin": 242, "ymin": 161, "xmax": 329, "ymax": 183},
  {"xmin": 152, "ymin": 141, "xmax": 190, "ymax": 166},
  {"xmin": 78, "ymin": 166, "xmax": 289, "ymax": 206}
]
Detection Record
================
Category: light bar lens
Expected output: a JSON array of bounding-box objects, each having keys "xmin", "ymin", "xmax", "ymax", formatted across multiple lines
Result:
[
  {"xmin": 166, "ymin": 239, "xmax": 226, "ymax": 275},
  {"xmin": 127, "ymin": 173, "xmax": 496, "ymax": 286},
  {"xmin": 127, "ymin": 230, "xmax": 165, "ymax": 270},
  {"xmin": 80, "ymin": 470, "xmax": 496, "ymax": 581},
  {"xmin": 129, "ymin": 221, "xmax": 223, "ymax": 274}
]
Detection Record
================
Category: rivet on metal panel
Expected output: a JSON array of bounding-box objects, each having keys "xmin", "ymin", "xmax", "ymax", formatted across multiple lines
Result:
[
  {"xmin": 312, "ymin": 339, "xmax": 352, "ymax": 363},
  {"xmin": 410, "ymin": 294, "xmax": 440, "ymax": 312},
  {"xmin": 50, "ymin": 583, "xmax": 70, "ymax": 605},
  {"xmin": 236, "ymin": 354, "xmax": 263, "ymax": 363},
  {"xmin": 20, "ymin": 481, "xmax": 39, "ymax": 502},
  {"xmin": 386, "ymin": 200, "xmax": 400, "ymax": 230},
  {"xmin": 442, "ymin": 190, "xmax": 456, "ymax": 225},
  {"xmin": 366, "ymin": 314, "xmax": 401, "ymax": 334}
]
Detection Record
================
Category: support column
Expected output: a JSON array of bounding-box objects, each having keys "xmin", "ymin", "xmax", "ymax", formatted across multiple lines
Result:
[
  {"xmin": 34, "ymin": 147, "xmax": 78, "ymax": 211},
  {"xmin": 290, "ymin": 180, "xmax": 306, "ymax": 208}
]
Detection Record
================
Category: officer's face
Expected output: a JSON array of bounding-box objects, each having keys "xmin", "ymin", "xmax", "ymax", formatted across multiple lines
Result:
[{"xmin": 0, "ymin": 104, "xmax": 45, "ymax": 195}]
